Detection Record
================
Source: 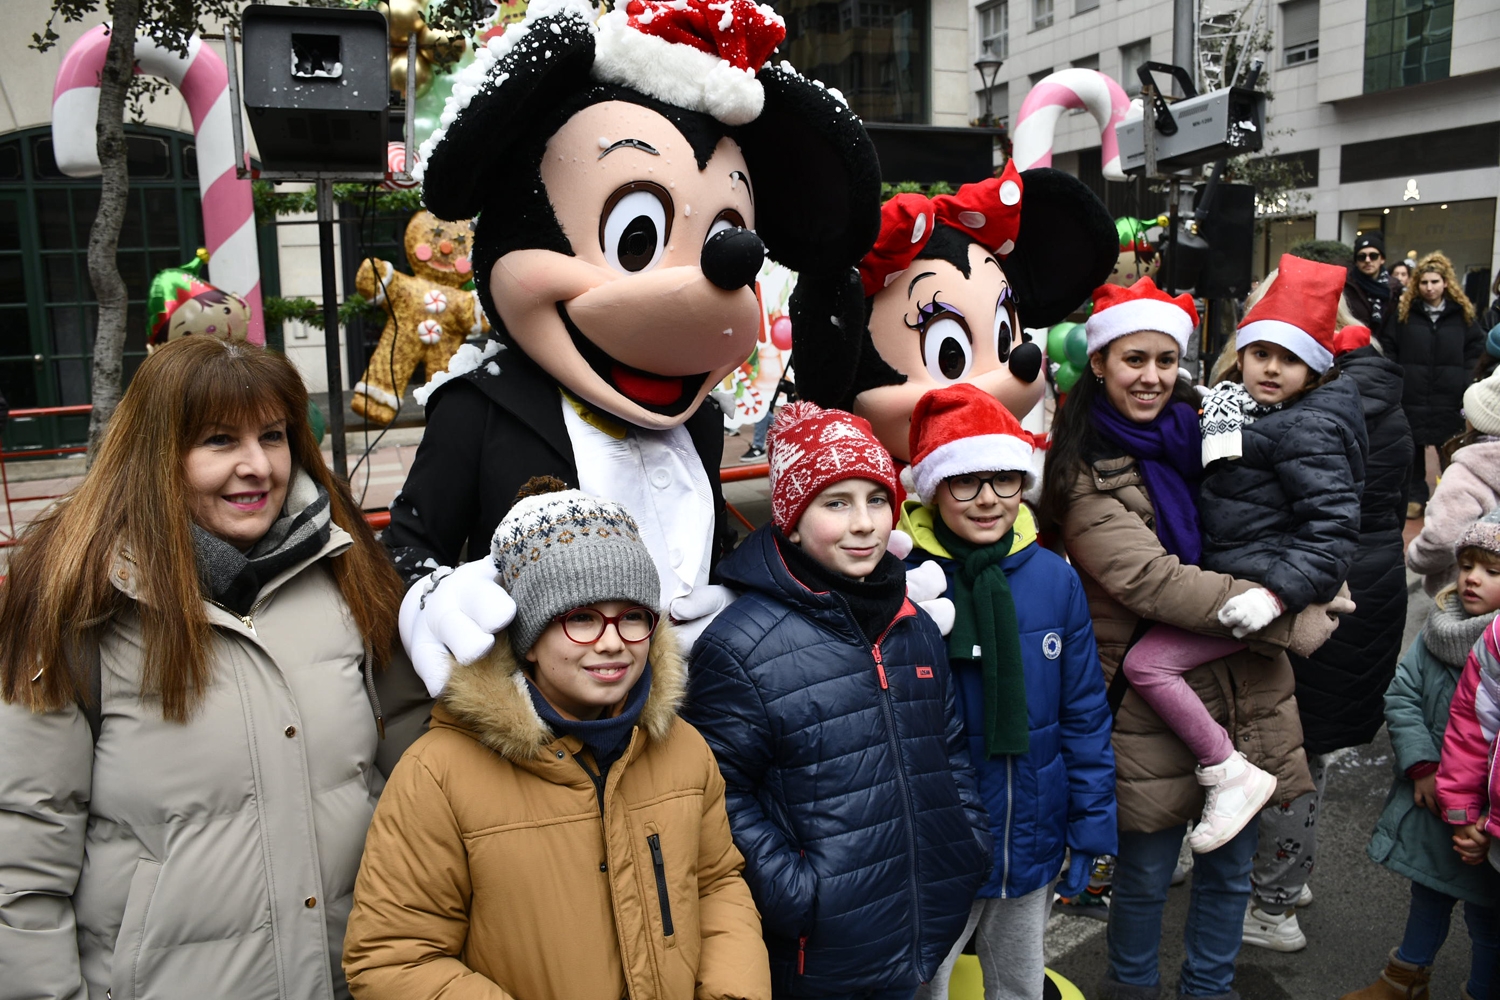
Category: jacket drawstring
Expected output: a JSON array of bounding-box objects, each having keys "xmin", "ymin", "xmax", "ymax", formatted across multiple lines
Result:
[{"xmin": 361, "ymin": 642, "xmax": 385, "ymax": 739}]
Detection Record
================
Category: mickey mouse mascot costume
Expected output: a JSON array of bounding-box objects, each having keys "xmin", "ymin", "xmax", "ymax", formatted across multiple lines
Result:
[{"xmin": 385, "ymin": 0, "xmax": 880, "ymax": 693}]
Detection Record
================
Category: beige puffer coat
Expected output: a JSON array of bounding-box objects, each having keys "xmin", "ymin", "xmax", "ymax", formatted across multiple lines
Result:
[
  {"xmin": 342, "ymin": 627, "xmax": 771, "ymax": 1000},
  {"xmin": 1062, "ymin": 456, "xmax": 1315, "ymax": 833},
  {"xmin": 0, "ymin": 525, "xmax": 430, "ymax": 1000}
]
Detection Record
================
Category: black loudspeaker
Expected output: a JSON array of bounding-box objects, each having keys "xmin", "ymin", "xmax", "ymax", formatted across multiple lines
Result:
[
  {"xmin": 1196, "ymin": 183, "xmax": 1255, "ymax": 299},
  {"xmin": 241, "ymin": 6, "xmax": 389, "ymax": 173}
]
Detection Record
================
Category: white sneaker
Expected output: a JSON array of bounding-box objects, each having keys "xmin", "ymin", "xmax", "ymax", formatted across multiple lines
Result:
[
  {"xmin": 1296, "ymin": 883, "xmax": 1313, "ymax": 908},
  {"xmin": 1187, "ymin": 751, "xmax": 1278, "ymax": 854},
  {"xmin": 1243, "ymin": 904, "xmax": 1307, "ymax": 951}
]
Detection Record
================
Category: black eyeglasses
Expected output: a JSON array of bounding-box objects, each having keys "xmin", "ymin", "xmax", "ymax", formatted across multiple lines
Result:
[
  {"xmin": 944, "ymin": 471, "xmax": 1024, "ymax": 502},
  {"xmin": 552, "ymin": 606, "xmax": 659, "ymax": 644},
  {"xmin": 1356, "ymin": 251, "xmax": 1382, "ymax": 262}
]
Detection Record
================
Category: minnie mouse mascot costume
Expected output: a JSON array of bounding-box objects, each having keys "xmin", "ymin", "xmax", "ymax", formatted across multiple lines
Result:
[{"xmin": 385, "ymin": 0, "xmax": 881, "ymax": 693}]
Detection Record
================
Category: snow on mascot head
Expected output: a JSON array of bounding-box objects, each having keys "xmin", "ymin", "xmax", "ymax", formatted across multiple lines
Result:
[
  {"xmin": 417, "ymin": 0, "xmax": 880, "ymax": 431},
  {"xmin": 787, "ymin": 164, "xmax": 1116, "ymax": 464}
]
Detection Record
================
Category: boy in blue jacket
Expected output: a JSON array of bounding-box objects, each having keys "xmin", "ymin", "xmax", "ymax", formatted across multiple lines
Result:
[
  {"xmin": 900, "ymin": 384, "xmax": 1117, "ymax": 1000},
  {"xmin": 684, "ymin": 400, "xmax": 991, "ymax": 1000}
]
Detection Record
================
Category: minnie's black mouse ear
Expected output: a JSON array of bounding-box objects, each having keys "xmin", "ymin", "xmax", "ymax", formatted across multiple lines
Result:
[
  {"xmin": 421, "ymin": 11, "xmax": 597, "ymax": 222},
  {"xmin": 738, "ymin": 65, "xmax": 882, "ymax": 273},
  {"xmin": 1003, "ymin": 168, "xmax": 1117, "ymax": 328}
]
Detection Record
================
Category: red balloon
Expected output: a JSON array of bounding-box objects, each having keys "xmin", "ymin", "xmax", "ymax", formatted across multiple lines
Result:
[{"xmin": 771, "ymin": 315, "xmax": 793, "ymax": 351}]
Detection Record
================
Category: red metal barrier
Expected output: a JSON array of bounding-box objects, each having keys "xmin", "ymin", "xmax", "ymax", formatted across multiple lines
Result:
[{"xmin": 0, "ymin": 405, "xmax": 94, "ymax": 548}]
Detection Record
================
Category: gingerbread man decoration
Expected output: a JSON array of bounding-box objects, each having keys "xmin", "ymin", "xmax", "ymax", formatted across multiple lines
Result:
[{"xmin": 351, "ymin": 210, "xmax": 489, "ymax": 425}]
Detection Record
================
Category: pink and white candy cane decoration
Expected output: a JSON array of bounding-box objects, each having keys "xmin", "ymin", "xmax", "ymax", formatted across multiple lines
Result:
[
  {"xmin": 51, "ymin": 25, "xmax": 263, "ymax": 344},
  {"xmin": 1012, "ymin": 68, "xmax": 1131, "ymax": 182}
]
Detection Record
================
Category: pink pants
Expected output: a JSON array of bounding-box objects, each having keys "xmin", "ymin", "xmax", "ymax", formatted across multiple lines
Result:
[{"xmin": 1121, "ymin": 623, "xmax": 1245, "ymax": 767}]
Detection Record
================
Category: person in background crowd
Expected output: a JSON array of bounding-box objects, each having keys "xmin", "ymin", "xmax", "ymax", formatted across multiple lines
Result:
[
  {"xmin": 740, "ymin": 362, "xmax": 795, "ymax": 463},
  {"xmin": 1391, "ymin": 261, "xmax": 1413, "ymax": 291},
  {"xmin": 1482, "ymin": 274, "xmax": 1500, "ymax": 335},
  {"xmin": 1388, "ymin": 252, "xmax": 1487, "ymax": 519},
  {"xmin": 1343, "ymin": 515, "xmax": 1500, "ymax": 1000},
  {"xmin": 901, "ymin": 384, "xmax": 1117, "ymax": 1000},
  {"xmin": 1346, "ymin": 233, "xmax": 1396, "ymax": 336},
  {"xmin": 1474, "ymin": 326, "xmax": 1500, "ymax": 384},
  {"xmin": 1408, "ymin": 369, "xmax": 1500, "ymax": 595},
  {"xmin": 1040, "ymin": 278, "xmax": 1346, "ymax": 1000},
  {"xmin": 685, "ymin": 401, "xmax": 990, "ymax": 1000},
  {"xmin": 344, "ymin": 483, "xmax": 770, "ymax": 1000},
  {"xmin": 0, "ymin": 338, "xmax": 423, "ymax": 1000}
]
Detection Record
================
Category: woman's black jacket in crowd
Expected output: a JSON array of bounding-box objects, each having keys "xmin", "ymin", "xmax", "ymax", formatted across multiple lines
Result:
[
  {"xmin": 1291, "ymin": 347, "xmax": 1413, "ymax": 754},
  {"xmin": 1198, "ymin": 373, "xmax": 1368, "ymax": 612},
  {"xmin": 1387, "ymin": 298, "xmax": 1486, "ymax": 446}
]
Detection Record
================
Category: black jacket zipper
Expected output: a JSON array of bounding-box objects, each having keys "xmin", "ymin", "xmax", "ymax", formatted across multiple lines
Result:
[{"xmin": 647, "ymin": 833, "xmax": 675, "ymax": 937}]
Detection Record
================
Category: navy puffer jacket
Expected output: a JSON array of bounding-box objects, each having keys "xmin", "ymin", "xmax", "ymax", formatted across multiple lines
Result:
[
  {"xmin": 684, "ymin": 525, "xmax": 990, "ymax": 997},
  {"xmin": 1199, "ymin": 373, "xmax": 1368, "ymax": 611}
]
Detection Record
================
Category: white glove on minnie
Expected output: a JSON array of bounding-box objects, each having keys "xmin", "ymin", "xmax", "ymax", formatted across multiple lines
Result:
[
  {"xmin": 904, "ymin": 559, "xmax": 956, "ymax": 635},
  {"xmin": 1217, "ymin": 587, "xmax": 1284, "ymax": 639},
  {"xmin": 669, "ymin": 584, "xmax": 738, "ymax": 649},
  {"xmin": 399, "ymin": 558, "xmax": 517, "ymax": 697}
]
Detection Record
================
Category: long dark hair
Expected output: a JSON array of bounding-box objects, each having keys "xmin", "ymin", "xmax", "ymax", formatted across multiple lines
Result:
[{"xmin": 1038, "ymin": 343, "xmax": 1199, "ymax": 534}]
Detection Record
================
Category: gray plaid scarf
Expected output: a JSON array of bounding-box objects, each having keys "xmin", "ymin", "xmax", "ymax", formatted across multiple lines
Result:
[{"xmin": 193, "ymin": 469, "xmax": 333, "ymax": 616}]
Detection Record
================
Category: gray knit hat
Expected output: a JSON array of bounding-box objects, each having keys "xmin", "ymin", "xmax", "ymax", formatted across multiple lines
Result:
[
  {"xmin": 491, "ymin": 484, "xmax": 661, "ymax": 655},
  {"xmin": 1456, "ymin": 508, "xmax": 1500, "ymax": 559},
  {"xmin": 1464, "ymin": 370, "xmax": 1500, "ymax": 436}
]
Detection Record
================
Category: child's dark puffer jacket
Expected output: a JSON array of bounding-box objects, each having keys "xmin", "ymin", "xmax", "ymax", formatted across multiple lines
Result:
[
  {"xmin": 683, "ymin": 524, "xmax": 991, "ymax": 998},
  {"xmin": 1198, "ymin": 373, "xmax": 1369, "ymax": 611}
]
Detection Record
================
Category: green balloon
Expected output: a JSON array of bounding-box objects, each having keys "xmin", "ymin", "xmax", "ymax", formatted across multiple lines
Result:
[
  {"xmin": 1064, "ymin": 323, "xmax": 1089, "ymax": 368},
  {"xmin": 1054, "ymin": 360, "xmax": 1082, "ymax": 393},
  {"xmin": 1046, "ymin": 322, "xmax": 1073, "ymax": 363}
]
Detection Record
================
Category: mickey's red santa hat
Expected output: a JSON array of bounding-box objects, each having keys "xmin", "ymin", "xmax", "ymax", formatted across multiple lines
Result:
[
  {"xmin": 1235, "ymin": 253, "xmax": 1346, "ymax": 373},
  {"xmin": 1084, "ymin": 277, "xmax": 1199, "ymax": 356},
  {"xmin": 595, "ymin": 0, "xmax": 788, "ymax": 125},
  {"xmin": 902, "ymin": 383, "xmax": 1035, "ymax": 506},
  {"xmin": 768, "ymin": 401, "xmax": 898, "ymax": 531}
]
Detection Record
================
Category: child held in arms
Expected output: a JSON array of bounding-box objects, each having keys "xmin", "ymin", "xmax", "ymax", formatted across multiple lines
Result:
[
  {"xmin": 684, "ymin": 401, "xmax": 991, "ymax": 1000},
  {"xmin": 899, "ymin": 384, "xmax": 1117, "ymax": 1000},
  {"xmin": 1343, "ymin": 510, "xmax": 1500, "ymax": 1000}
]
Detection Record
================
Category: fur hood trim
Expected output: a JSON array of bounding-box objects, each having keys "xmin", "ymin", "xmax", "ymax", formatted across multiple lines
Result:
[{"xmin": 440, "ymin": 624, "xmax": 687, "ymax": 761}]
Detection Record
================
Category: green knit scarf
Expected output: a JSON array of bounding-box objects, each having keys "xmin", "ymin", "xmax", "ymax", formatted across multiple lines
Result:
[{"xmin": 933, "ymin": 517, "xmax": 1029, "ymax": 757}]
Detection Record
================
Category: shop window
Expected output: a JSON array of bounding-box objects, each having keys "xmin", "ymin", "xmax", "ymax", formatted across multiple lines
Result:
[
  {"xmin": 1280, "ymin": 0, "xmax": 1318, "ymax": 66},
  {"xmin": 1363, "ymin": 0, "xmax": 1452, "ymax": 93},
  {"xmin": 772, "ymin": 0, "xmax": 929, "ymax": 123},
  {"xmin": 1340, "ymin": 122, "xmax": 1500, "ymax": 184},
  {"xmin": 978, "ymin": 0, "xmax": 1008, "ymax": 61},
  {"xmin": 1339, "ymin": 198, "xmax": 1496, "ymax": 282}
]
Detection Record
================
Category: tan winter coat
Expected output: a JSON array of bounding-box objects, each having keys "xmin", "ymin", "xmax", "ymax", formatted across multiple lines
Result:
[
  {"xmin": 0, "ymin": 525, "xmax": 431, "ymax": 1000},
  {"xmin": 1062, "ymin": 456, "xmax": 1315, "ymax": 833},
  {"xmin": 342, "ymin": 627, "xmax": 771, "ymax": 1000}
]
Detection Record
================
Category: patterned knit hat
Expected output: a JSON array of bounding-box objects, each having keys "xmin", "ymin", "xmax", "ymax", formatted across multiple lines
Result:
[
  {"xmin": 1456, "ymin": 508, "xmax": 1500, "ymax": 560},
  {"xmin": 1084, "ymin": 277, "xmax": 1199, "ymax": 356},
  {"xmin": 490, "ymin": 480, "xmax": 661, "ymax": 654},
  {"xmin": 1464, "ymin": 369, "xmax": 1500, "ymax": 437},
  {"xmin": 768, "ymin": 401, "xmax": 898, "ymax": 531},
  {"xmin": 902, "ymin": 383, "xmax": 1034, "ymax": 505}
]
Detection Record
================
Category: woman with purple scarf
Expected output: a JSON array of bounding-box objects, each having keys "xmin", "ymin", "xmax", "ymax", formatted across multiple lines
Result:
[{"xmin": 1038, "ymin": 278, "xmax": 1345, "ymax": 1000}]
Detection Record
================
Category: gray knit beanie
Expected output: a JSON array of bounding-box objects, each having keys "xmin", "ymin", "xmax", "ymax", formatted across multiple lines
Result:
[
  {"xmin": 1464, "ymin": 370, "xmax": 1500, "ymax": 436},
  {"xmin": 490, "ymin": 484, "xmax": 661, "ymax": 655},
  {"xmin": 1456, "ymin": 508, "xmax": 1500, "ymax": 560}
]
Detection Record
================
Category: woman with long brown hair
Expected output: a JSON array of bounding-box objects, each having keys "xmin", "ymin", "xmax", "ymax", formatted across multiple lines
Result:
[
  {"xmin": 0, "ymin": 337, "xmax": 425, "ymax": 1000},
  {"xmin": 1388, "ymin": 251, "xmax": 1486, "ymax": 518}
]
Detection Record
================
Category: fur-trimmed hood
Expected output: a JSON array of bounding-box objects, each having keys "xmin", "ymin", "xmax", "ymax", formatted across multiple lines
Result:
[{"xmin": 438, "ymin": 624, "xmax": 687, "ymax": 762}]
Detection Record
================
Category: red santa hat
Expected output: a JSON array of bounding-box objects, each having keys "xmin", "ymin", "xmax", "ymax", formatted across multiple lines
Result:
[
  {"xmin": 1084, "ymin": 277, "xmax": 1199, "ymax": 357},
  {"xmin": 768, "ymin": 401, "xmax": 898, "ymax": 531},
  {"xmin": 1236, "ymin": 254, "xmax": 1346, "ymax": 373},
  {"xmin": 593, "ymin": 0, "xmax": 788, "ymax": 126},
  {"xmin": 902, "ymin": 384, "xmax": 1035, "ymax": 506}
]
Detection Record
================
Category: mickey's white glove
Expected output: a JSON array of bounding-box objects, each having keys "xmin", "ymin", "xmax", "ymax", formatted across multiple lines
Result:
[
  {"xmin": 1217, "ymin": 587, "xmax": 1284, "ymax": 639},
  {"xmin": 905, "ymin": 560, "xmax": 955, "ymax": 635},
  {"xmin": 399, "ymin": 558, "xmax": 516, "ymax": 697},
  {"xmin": 669, "ymin": 584, "xmax": 738, "ymax": 650}
]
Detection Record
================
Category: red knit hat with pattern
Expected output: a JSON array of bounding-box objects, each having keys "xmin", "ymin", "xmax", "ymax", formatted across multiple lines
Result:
[{"xmin": 768, "ymin": 401, "xmax": 899, "ymax": 531}]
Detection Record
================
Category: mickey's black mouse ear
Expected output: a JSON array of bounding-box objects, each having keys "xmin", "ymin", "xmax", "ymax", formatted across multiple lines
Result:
[
  {"xmin": 738, "ymin": 66, "xmax": 883, "ymax": 273},
  {"xmin": 421, "ymin": 11, "xmax": 597, "ymax": 222},
  {"xmin": 1003, "ymin": 168, "xmax": 1117, "ymax": 328}
]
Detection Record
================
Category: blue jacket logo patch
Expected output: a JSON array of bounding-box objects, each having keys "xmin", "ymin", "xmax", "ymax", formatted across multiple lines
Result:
[{"xmin": 1042, "ymin": 632, "xmax": 1062, "ymax": 660}]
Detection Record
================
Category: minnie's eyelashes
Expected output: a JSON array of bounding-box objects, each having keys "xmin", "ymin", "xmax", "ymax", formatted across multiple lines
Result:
[{"xmin": 904, "ymin": 293, "xmax": 964, "ymax": 332}]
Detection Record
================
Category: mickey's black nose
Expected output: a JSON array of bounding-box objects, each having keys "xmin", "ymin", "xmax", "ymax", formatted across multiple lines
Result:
[
  {"xmin": 701, "ymin": 227, "xmax": 766, "ymax": 290},
  {"xmin": 1009, "ymin": 342, "xmax": 1043, "ymax": 383}
]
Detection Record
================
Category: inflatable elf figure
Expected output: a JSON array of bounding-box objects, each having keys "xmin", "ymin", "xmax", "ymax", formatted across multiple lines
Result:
[
  {"xmin": 1105, "ymin": 215, "xmax": 1169, "ymax": 289},
  {"xmin": 145, "ymin": 249, "xmax": 252, "ymax": 352}
]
